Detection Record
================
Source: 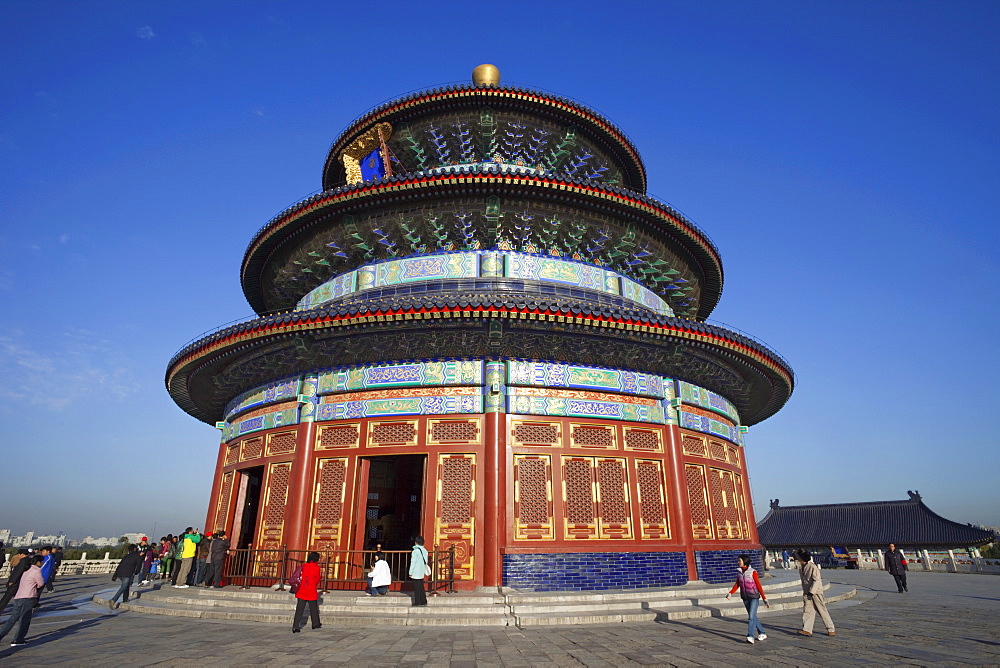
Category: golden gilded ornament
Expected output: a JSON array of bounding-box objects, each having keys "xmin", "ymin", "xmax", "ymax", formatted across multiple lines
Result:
[
  {"xmin": 472, "ymin": 64, "xmax": 501, "ymax": 87},
  {"xmin": 340, "ymin": 122, "xmax": 393, "ymax": 185}
]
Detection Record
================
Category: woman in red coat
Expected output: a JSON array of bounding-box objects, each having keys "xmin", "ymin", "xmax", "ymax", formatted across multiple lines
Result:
[{"xmin": 292, "ymin": 551, "xmax": 322, "ymax": 633}]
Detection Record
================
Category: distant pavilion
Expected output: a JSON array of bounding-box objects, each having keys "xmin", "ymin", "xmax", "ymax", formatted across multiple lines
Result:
[{"xmin": 757, "ymin": 491, "xmax": 996, "ymax": 569}]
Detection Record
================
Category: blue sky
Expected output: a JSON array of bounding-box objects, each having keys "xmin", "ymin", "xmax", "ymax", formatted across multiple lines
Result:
[{"xmin": 1, "ymin": 1, "xmax": 997, "ymax": 538}]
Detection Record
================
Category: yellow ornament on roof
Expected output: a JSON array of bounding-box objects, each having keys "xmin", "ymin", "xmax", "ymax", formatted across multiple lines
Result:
[{"xmin": 472, "ymin": 64, "xmax": 501, "ymax": 87}]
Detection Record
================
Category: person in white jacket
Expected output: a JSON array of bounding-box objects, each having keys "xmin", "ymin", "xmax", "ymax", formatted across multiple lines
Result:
[{"xmin": 366, "ymin": 552, "xmax": 392, "ymax": 596}]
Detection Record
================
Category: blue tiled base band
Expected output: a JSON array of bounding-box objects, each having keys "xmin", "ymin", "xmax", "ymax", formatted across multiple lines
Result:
[
  {"xmin": 694, "ymin": 549, "xmax": 765, "ymax": 584},
  {"xmin": 503, "ymin": 551, "xmax": 688, "ymax": 591}
]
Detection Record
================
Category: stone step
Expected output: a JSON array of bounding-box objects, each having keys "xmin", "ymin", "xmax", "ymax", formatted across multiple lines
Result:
[
  {"xmin": 97, "ymin": 594, "xmax": 512, "ymax": 627},
  {"xmin": 510, "ymin": 583, "xmax": 855, "ymax": 627},
  {"xmin": 140, "ymin": 583, "xmax": 503, "ymax": 606},
  {"xmin": 508, "ymin": 596, "xmax": 695, "ymax": 616},
  {"xmin": 506, "ymin": 582, "xmax": 804, "ymax": 614},
  {"xmin": 511, "ymin": 610, "xmax": 660, "ymax": 626},
  {"xmin": 659, "ymin": 584, "xmax": 856, "ymax": 621},
  {"xmin": 98, "ymin": 572, "xmax": 850, "ymax": 628},
  {"xmin": 136, "ymin": 589, "xmax": 504, "ymax": 614},
  {"xmin": 692, "ymin": 587, "xmax": 813, "ymax": 606},
  {"xmin": 503, "ymin": 577, "xmax": 800, "ymax": 605}
]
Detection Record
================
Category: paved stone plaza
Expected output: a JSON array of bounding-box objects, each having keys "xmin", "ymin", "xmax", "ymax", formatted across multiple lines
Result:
[{"xmin": 1, "ymin": 569, "xmax": 997, "ymax": 666}]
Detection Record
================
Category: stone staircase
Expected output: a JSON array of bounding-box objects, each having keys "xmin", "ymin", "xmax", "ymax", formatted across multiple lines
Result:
[{"xmin": 95, "ymin": 573, "xmax": 856, "ymax": 628}]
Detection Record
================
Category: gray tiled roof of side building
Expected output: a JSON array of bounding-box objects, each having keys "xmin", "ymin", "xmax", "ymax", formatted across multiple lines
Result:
[{"xmin": 756, "ymin": 492, "xmax": 996, "ymax": 548}]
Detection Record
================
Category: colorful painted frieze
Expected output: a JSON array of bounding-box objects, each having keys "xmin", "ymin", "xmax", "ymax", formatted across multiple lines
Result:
[
  {"xmin": 316, "ymin": 391, "xmax": 483, "ymax": 420},
  {"xmin": 377, "ymin": 253, "xmax": 477, "ymax": 285},
  {"xmin": 622, "ymin": 278, "xmax": 673, "ymax": 316},
  {"xmin": 299, "ymin": 374, "xmax": 319, "ymax": 422},
  {"xmin": 224, "ymin": 405, "xmax": 300, "ymax": 440},
  {"xmin": 480, "ymin": 251, "xmax": 503, "ymax": 277},
  {"xmin": 296, "ymin": 270, "xmax": 356, "ymax": 310},
  {"xmin": 225, "ymin": 375, "xmax": 302, "ymax": 421},
  {"xmin": 506, "ymin": 361, "xmax": 665, "ymax": 398},
  {"xmin": 677, "ymin": 381, "xmax": 740, "ymax": 425},
  {"xmin": 507, "ymin": 387, "xmax": 665, "ymax": 424},
  {"xmin": 485, "ymin": 361, "xmax": 505, "ymax": 413},
  {"xmin": 317, "ymin": 361, "xmax": 483, "ymax": 394},
  {"xmin": 506, "ymin": 253, "xmax": 608, "ymax": 291},
  {"xmin": 295, "ymin": 250, "xmax": 675, "ymax": 316},
  {"xmin": 679, "ymin": 409, "xmax": 744, "ymax": 445}
]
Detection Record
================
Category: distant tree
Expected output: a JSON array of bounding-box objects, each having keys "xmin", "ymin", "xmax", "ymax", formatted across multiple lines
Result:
[
  {"xmin": 982, "ymin": 543, "xmax": 1000, "ymax": 560},
  {"xmin": 118, "ymin": 536, "xmax": 128, "ymax": 544},
  {"xmin": 108, "ymin": 543, "xmax": 129, "ymax": 559}
]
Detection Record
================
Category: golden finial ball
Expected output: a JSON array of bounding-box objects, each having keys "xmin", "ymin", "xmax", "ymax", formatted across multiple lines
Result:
[{"xmin": 472, "ymin": 64, "xmax": 501, "ymax": 87}]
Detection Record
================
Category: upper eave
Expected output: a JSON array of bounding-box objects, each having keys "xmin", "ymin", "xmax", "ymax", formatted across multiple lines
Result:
[{"xmin": 321, "ymin": 84, "xmax": 647, "ymax": 193}]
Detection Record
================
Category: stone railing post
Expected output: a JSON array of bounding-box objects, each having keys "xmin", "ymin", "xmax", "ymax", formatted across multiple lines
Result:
[
  {"xmin": 876, "ymin": 549, "xmax": 884, "ymax": 569},
  {"xmin": 947, "ymin": 550, "xmax": 957, "ymax": 572},
  {"xmin": 921, "ymin": 549, "xmax": 932, "ymax": 571}
]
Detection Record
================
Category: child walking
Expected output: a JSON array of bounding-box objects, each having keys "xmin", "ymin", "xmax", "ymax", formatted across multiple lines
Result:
[{"xmin": 726, "ymin": 554, "xmax": 770, "ymax": 644}]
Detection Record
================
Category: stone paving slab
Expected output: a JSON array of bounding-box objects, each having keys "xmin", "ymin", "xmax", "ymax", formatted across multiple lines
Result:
[{"xmin": 1, "ymin": 569, "xmax": 998, "ymax": 665}]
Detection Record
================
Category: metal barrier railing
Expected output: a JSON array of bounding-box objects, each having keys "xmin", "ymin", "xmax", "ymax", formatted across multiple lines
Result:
[{"xmin": 220, "ymin": 545, "xmax": 456, "ymax": 594}]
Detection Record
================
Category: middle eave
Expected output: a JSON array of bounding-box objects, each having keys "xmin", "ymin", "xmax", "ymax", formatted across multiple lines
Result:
[{"xmin": 241, "ymin": 172, "xmax": 723, "ymax": 318}]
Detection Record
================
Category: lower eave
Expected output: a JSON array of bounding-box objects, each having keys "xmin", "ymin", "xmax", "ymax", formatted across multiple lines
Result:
[{"xmin": 166, "ymin": 305, "xmax": 793, "ymax": 426}]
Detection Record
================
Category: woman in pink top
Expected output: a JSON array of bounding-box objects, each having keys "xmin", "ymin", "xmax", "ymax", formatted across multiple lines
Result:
[
  {"xmin": 0, "ymin": 554, "xmax": 44, "ymax": 646},
  {"xmin": 726, "ymin": 554, "xmax": 770, "ymax": 644}
]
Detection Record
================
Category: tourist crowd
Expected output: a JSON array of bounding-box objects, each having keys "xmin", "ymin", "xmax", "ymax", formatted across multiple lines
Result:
[
  {"xmin": 109, "ymin": 528, "xmax": 233, "ymax": 609},
  {"xmin": 0, "ymin": 529, "xmax": 232, "ymax": 647}
]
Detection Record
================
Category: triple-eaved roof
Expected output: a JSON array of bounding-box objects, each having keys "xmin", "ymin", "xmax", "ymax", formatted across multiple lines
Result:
[{"xmin": 757, "ymin": 491, "xmax": 996, "ymax": 548}]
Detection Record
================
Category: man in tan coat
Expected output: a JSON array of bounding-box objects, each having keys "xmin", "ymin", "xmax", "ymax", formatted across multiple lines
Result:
[{"xmin": 795, "ymin": 549, "xmax": 836, "ymax": 637}]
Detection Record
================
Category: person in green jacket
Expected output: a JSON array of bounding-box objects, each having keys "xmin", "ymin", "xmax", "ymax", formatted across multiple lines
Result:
[
  {"xmin": 408, "ymin": 536, "xmax": 429, "ymax": 607},
  {"xmin": 173, "ymin": 528, "xmax": 202, "ymax": 588}
]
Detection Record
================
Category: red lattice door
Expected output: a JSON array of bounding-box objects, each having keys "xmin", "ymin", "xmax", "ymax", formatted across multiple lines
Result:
[
  {"xmin": 434, "ymin": 454, "xmax": 476, "ymax": 580},
  {"xmin": 255, "ymin": 462, "xmax": 291, "ymax": 577},
  {"xmin": 560, "ymin": 456, "xmax": 633, "ymax": 540},
  {"xmin": 635, "ymin": 459, "xmax": 670, "ymax": 539},
  {"xmin": 561, "ymin": 456, "xmax": 598, "ymax": 539},
  {"xmin": 213, "ymin": 471, "xmax": 235, "ymax": 534},
  {"xmin": 685, "ymin": 463, "xmax": 714, "ymax": 540},
  {"xmin": 595, "ymin": 457, "xmax": 632, "ymax": 539},
  {"xmin": 708, "ymin": 468, "xmax": 743, "ymax": 539},
  {"xmin": 310, "ymin": 458, "xmax": 349, "ymax": 552},
  {"xmin": 513, "ymin": 454, "xmax": 554, "ymax": 540}
]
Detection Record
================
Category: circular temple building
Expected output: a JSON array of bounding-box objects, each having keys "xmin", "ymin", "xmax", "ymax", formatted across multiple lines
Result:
[{"xmin": 166, "ymin": 67, "xmax": 794, "ymax": 591}]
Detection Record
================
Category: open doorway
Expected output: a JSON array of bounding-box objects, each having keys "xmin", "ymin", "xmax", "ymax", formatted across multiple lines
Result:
[
  {"xmin": 362, "ymin": 455, "xmax": 425, "ymax": 552},
  {"xmin": 232, "ymin": 466, "xmax": 264, "ymax": 550}
]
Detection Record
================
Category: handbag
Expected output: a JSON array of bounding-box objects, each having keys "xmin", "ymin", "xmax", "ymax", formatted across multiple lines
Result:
[{"xmin": 288, "ymin": 564, "xmax": 303, "ymax": 594}]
